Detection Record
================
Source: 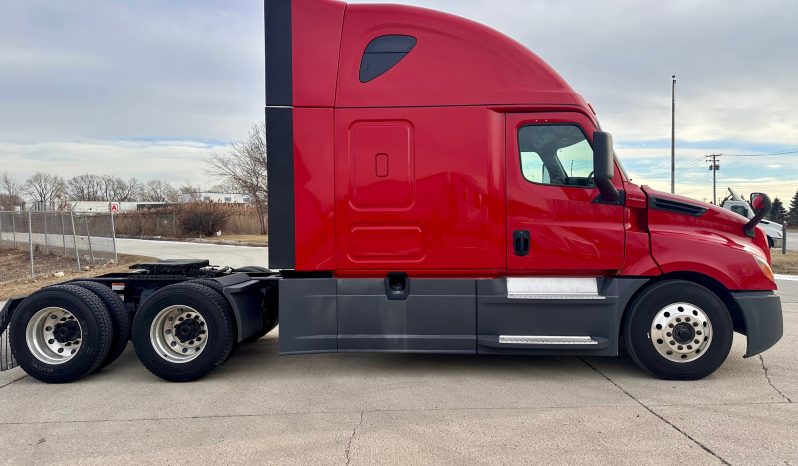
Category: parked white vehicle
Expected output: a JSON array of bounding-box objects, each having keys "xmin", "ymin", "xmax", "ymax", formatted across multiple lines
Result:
[{"xmin": 722, "ymin": 188, "xmax": 784, "ymax": 248}]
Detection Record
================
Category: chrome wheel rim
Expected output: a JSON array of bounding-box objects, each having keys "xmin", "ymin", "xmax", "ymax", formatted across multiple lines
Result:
[
  {"xmin": 650, "ymin": 302, "xmax": 712, "ymax": 363},
  {"xmin": 25, "ymin": 307, "xmax": 83, "ymax": 365},
  {"xmin": 150, "ymin": 305, "xmax": 208, "ymax": 363}
]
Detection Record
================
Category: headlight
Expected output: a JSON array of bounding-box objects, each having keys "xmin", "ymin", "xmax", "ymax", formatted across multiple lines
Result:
[{"xmin": 754, "ymin": 255, "xmax": 775, "ymax": 283}]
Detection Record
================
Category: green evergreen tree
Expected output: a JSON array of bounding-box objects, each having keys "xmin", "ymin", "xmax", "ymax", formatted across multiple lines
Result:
[
  {"xmin": 790, "ymin": 189, "xmax": 798, "ymax": 226},
  {"xmin": 769, "ymin": 198, "xmax": 786, "ymax": 223}
]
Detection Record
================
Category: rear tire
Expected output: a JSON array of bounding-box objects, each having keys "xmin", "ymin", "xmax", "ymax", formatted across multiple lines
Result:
[
  {"xmin": 132, "ymin": 282, "xmax": 235, "ymax": 382},
  {"xmin": 623, "ymin": 280, "xmax": 733, "ymax": 380},
  {"xmin": 190, "ymin": 278, "xmax": 238, "ymax": 360},
  {"xmin": 66, "ymin": 281, "xmax": 130, "ymax": 369},
  {"xmin": 9, "ymin": 285, "xmax": 113, "ymax": 383}
]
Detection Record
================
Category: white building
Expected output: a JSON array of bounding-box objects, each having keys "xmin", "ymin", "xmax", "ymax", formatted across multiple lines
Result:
[
  {"xmin": 67, "ymin": 201, "xmax": 167, "ymax": 213},
  {"xmin": 178, "ymin": 192, "xmax": 251, "ymax": 204}
]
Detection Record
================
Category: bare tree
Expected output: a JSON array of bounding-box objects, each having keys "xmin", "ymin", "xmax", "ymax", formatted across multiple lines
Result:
[
  {"xmin": 66, "ymin": 174, "xmax": 104, "ymax": 201},
  {"xmin": 178, "ymin": 181, "xmax": 204, "ymax": 202},
  {"xmin": 24, "ymin": 172, "xmax": 65, "ymax": 210},
  {"xmin": 100, "ymin": 176, "xmax": 140, "ymax": 201},
  {"xmin": 141, "ymin": 179, "xmax": 178, "ymax": 203},
  {"xmin": 0, "ymin": 172, "xmax": 24, "ymax": 209},
  {"xmin": 0, "ymin": 172, "xmax": 22, "ymax": 198},
  {"xmin": 207, "ymin": 122, "xmax": 268, "ymax": 234}
]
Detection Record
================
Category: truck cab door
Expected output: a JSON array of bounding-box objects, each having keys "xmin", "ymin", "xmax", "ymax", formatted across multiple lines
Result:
[{"xmin": 506, "ymin": 112, "xmax": 625, "ymax": 274}]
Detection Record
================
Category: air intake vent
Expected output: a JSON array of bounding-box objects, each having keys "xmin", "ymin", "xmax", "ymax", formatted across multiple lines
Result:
[{"xmin": 649, "ymin": 197, "xmax": 707, "ymax": 217}]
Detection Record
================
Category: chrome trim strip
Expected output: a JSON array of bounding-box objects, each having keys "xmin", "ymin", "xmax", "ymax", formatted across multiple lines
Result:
[
  {"xmin": 506, "ymin": 277, "xmax": 603, "ymax": 300},
  {"xmin": 499, "ymin": 335, "xmax": 598, "ymax": 345}
]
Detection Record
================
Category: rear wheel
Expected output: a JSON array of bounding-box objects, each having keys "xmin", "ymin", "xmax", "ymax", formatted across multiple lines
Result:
[
  {"xmin": 63, "ymin": 281, "xmax": 130, "ymax": 369},
  {"xmin": 132, "ymin": 282, "xmax": 235, "ymax": 382},
  {"xmin": 624, "ymin": 280, "xmax": 733, "ymax": 380},
  {"xmin": 190, "ymin": 278, "xmax": 238, "ymax": 360},
  {"xmin": 9, "ymin": 285, "xmax": 113, "ymax": 383}
]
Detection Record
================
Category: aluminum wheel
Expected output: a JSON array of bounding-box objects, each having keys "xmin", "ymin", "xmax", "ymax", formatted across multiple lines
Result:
[
  {"xmin": 25, "ymin": 307, "xmax": 83, "ymax": 365},
  {"xmin": 650, "ymin": 302, "xmax": 713, "ymax": 363},
  {"xmin": 150, "ymin": 305, "xmax": 208, "ymax": 363}
]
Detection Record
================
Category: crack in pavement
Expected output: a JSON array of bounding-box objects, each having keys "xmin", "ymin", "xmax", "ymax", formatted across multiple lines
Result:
[
  {"xmin": 345, "ymin": 411, "xmax": 364, "ymax": 466},
  {"xmin": 0, "ymin": 400, "xmax": 794, "ymax": 427},
  {"xmin": 757, "ymin": 355, "xmax": 793, "ymax": 403},
  {"xmin": 0, "ymin": 374, "xmax": 26, "ymax": 390},
  {"xmin": 579, "ymin": 358, "xmax": 731, "ymax": 465}
]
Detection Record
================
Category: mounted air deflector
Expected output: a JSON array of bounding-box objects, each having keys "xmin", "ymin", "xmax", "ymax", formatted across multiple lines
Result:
[{"xmin": 359, "ymin": 35, "xmax": 417, "ymax": 83}]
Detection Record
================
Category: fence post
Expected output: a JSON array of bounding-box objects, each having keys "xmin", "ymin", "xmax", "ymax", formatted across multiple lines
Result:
[
  {"xmin": 61, "ymin": 213, "xmax": 67, "ymax": 255},
  {"xmin": 110, "ymin": 211, "xmax": 118, "ymax": 262},
  {"xmin": 28, "ymin": 211, "xmax": 34, "ymax": 278},
  {"xmin": 84, "ymin": 216, "xmax": 94, "ymax": 263},
  {"xmin": 784, "ymin": 222, "xmax": 788, "ymax": 256},
  {"xmin": 42, "ymin": 212, "xmax": 50, "ymax": 255},
  {"xmin": 70, "ymin": 210, "xmax": 81, "ymax": 271},
  {"xmin": 12, "ymin": 213, "xmax": 16, "ymax": 248},
  {"xmin": 0, "ymin": 214, "xmax": 3, "ymax": 248}
]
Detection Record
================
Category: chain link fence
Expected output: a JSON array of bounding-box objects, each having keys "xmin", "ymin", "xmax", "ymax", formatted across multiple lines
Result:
[{"xmin": 0, "ymin": 211, "xmax": 118, "ymax": 278}]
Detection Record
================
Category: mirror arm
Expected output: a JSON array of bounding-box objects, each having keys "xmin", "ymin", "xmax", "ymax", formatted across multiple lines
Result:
[{"xmin": 596, "ymin": 178, "xmax": 619, "ymax": 202}]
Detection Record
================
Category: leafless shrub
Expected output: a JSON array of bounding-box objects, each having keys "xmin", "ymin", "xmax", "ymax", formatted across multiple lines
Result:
[{"xmin": 179, "ymin": 203, "xmax": 231, "ymax": 237}]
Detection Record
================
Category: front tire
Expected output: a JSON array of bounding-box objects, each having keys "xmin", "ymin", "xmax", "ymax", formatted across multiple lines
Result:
[
  {"xmin": 132, "ymin": 282, "xmax": 235, "ymax": 382},
  {"xmin": 623, "ymin": 280, "xmax": 733, "ymax": 380}
]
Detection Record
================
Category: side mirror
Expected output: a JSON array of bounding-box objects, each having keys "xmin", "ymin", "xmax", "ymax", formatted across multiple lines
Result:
[
  {"xmin": 592, "ymin": 131, "xmax": 619, "ymax": 202},
  {"xmin": 744, "ymin": 193, "xmax": 772, "ymax": 238},
  {"xmin": 750, "ymin": 192, "xmax": 767, "ymax": 211}
]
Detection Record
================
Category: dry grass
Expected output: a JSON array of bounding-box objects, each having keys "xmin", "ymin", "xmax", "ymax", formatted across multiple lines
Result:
[
  {"xmin": 0, "ymin": 248, "xmax": 154, "ymax": 301},
  {"xmin": 772, "ymin": 250, "xmax": 798, "ymax": 275},
  {"xmin": 114, "ymin": 205, "xmax": 266, "ymax": 238},
  {"xmin": 201, "ymin": 234, "xmax": 268, "ymax": 244}
]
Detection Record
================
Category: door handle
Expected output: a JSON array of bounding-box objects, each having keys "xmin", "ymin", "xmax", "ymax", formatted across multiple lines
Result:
[{"xmin": 513, "ymin": 230, "xmax": 530, "ymax": 256}]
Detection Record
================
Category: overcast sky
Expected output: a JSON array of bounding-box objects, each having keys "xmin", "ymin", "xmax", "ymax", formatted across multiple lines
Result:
[{"xmin": 1, "ymin": 0, "xmax": 797, "ymax": 203}]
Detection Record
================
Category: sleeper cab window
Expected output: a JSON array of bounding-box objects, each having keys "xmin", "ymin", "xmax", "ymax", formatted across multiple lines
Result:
[
  {"xmin": 518, "ymin": 124, "xmax": 595, "ymax": 188},
  {"xmin": 359, "ymin": 35, "xmax": 417, "ymax": 83}
]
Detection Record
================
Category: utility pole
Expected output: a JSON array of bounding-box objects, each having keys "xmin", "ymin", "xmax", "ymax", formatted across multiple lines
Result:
[
  {"xmin": 706, "ymin": 153, "xmax": 721, "ymax": 205},
  {"xmin": 671, "ymin": 75, "xmax": 676, "ymax": 194}
]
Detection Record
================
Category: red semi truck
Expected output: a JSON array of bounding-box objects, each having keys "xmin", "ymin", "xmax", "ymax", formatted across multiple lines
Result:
[{"xmin": 0, "ymin": 0, "xmax": 783, "ymax": 383}]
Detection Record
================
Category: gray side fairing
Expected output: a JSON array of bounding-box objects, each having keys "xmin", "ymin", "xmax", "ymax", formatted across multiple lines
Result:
[
  {"xmin": 477, "ymin": 277, "xmax": 648, "ymax": 356},
  {"xmin": 276, "ymin": 276, "xmax": 649, "ymax": 356}
]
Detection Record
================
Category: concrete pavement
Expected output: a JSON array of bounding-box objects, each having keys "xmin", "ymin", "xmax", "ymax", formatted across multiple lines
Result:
[
  {"xmin": 116, "ymin": 237, "xmax": 269, "ymax": 269},
  {"xmin": 0, "ymin": 280, "xmax": 796, "ymax": 464}
]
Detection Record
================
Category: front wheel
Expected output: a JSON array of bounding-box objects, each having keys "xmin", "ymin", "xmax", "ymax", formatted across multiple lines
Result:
[{"xmin": 623, "ymin": 280, "xmax": 733, "ymax": 380}]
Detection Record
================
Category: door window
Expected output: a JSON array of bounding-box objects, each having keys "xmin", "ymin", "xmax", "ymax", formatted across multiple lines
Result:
[{"xmin": 518, "ymin": 125, "xmax": 594, "ymax": 187}]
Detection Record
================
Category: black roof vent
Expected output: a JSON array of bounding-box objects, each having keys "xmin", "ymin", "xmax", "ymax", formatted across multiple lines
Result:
[{"xmin": 359, "ymin": 35, "xmax": 417, "ymax": 83}]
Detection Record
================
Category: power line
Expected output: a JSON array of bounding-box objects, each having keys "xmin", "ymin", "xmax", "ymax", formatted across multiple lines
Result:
[{"xmin": 727, "ymin": 149, "xmax": 798, "ymax": 157}]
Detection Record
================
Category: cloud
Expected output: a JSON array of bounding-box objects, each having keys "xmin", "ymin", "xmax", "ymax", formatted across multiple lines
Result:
[
  {"xmin": 0, "ymin": 139, "xmax": 231, "ymax": 186},
  {"xmin": 1, "ymin": 0, "xmax": 797, "ymax": 197}
]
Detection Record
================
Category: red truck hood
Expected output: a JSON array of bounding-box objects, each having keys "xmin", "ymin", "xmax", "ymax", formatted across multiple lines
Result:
[{"xmin": 641, "ymin": 186, "xmax": 774, "ymax": 290}]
